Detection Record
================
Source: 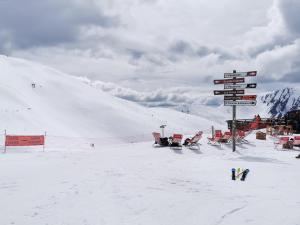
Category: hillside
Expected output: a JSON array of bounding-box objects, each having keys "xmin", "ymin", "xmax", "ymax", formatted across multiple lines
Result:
[{"xmin": 0, "ymin": 55, "xmax": 223, "ymax": 147}]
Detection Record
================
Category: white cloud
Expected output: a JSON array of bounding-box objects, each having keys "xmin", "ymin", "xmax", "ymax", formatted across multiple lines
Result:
[{"xmin": 3, "ymin": 0, "xmax": 300, "ymax": 91}]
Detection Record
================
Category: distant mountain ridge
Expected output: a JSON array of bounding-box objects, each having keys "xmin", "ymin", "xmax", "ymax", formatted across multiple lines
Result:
[{"xmin": 261, "ymin": 87, "xmax": 300, "ymax": 117}]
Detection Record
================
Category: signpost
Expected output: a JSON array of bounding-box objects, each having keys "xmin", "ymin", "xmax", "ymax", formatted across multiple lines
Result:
[
  {"xmin": 214, "ymin": 90, "xmax": 244, "ymax": 95},
  {"xmin": 224, "ymin": 71, "xmax": 257, "ymax": 78},
  {"xmin": 224, "ymin": 95, "xmax": 257, "ymax": 101},
  {"xmin": 224, "ymin": 100, "xmax": 257, "ymax": 106},
  {"xmin": 224, "ymin": 83, "xmax": 257, "ymax": 89},
  {"xmin": 213, "ymin": 70, "xmax": 258, "ymax": 152},
  {"xmin": 214, "ymin": 78, "xmax": 245, "ymax": 85}
]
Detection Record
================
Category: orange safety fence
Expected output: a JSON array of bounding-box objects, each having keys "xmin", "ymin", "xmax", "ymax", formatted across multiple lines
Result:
[{"xmin": 5, "ymin": 135, "xmax": 45, "ymax": 146}]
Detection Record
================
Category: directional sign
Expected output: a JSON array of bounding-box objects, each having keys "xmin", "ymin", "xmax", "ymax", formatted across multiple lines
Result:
[
  {"xmin": 224, "ymin": 71, "xmax": 257, "ymax": 78},
  {"xmin": 224, "ymin": 95, "xmax": 257, "ymax": 101},
  {"xmin": 224, "ymin": 100, "xmax": 257, "ymax": 106},
  {"xmin": 224, "ymin": 83, "xmax": 257, "ymax": 89},
  {"xmin": 214, "ymin": 90, "xmax": 245, "ymax": 95},
  {"xmin": 214, "ymin": 78, "xmax": 245, "ymax": 85}
]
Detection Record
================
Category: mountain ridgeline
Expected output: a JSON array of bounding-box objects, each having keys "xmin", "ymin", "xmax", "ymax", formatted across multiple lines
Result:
[{"xmin": 261, "ymin": 87, "xmax": 300, "ymax": 117}]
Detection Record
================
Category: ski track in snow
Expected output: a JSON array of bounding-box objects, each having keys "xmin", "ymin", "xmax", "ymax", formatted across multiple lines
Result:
[{"xmin": 214, "ymin": 205, "xmax": 248, "ymax": 225}]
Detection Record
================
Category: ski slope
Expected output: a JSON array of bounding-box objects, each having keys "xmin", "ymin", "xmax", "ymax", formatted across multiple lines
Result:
[
  {"xmin": 0, "ymin": 132, "xmax": 299, "ymax": 225},
  {"xmin": 0, "ymin": 55, "xmax": 223, "ymax": 147}
]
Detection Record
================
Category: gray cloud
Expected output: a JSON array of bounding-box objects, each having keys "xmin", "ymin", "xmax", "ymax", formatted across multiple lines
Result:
[
  {"xmin": 167, "ymin": 40, "xmax": 235, "ymax": 63},
  {"xmin": 278, "ymin": 0, "xmax": 300, "ymax": 35},
  {"xmin": 5, "ymin": 0, "xmax": 300, "ymax": 91},
  {"xmin": 79, "ymin": 78, "xmax": 219, "ymax": 107},
  {"xmin": 278, "ymin": 59, "xmax": 300, "ymax": 82},
  {"xmin": 0, "ymin": 0, "xmax": 119, "ymax": 52},
  {"xmin": 248, "ymin": 37, "xmax": 293, "ymax": 58}
]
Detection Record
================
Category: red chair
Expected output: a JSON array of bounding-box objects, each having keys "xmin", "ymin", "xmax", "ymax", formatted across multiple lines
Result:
[
  {"xmin": 152, "ymin": 132, "xmax": 169, "ymax": 147},
  {"xmin": 237, "ymin": 130, "xmax": 249, "ymax": 143},
  {"xmin": 170, "ymin": 134, "xmax": 183, "ymax": 149},
  {"xmin": 274, "ymin": 137, "xmax": 290, "ymax": 149},
  {"xmin": 292, "ymin": 136, "xmax": 300, "ymax": 146},
  {"xmin": 222, "ymin": 131, "xmax": 232, "ymax": 143},
  {"xmin": 208, "ymin": 130, "xmax": 223, "ymax": 145},
  {"xmin": 184, "ymin": 131, "xmax": 203, "ymax": 149}
]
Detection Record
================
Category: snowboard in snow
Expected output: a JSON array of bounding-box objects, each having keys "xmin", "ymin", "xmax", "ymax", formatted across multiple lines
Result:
[
  {"xmin": 231, "ymin": 168, "xmax": 236, "ymax": 180},
  {"xmin": 240, "ymin": 169, "xmax": 250, "ymax": 181}
]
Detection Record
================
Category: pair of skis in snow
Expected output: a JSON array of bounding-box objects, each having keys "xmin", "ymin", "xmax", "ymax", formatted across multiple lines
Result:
[{"xmin": 232, "ymin": 168, "xmax": 249, "ymax": 181}]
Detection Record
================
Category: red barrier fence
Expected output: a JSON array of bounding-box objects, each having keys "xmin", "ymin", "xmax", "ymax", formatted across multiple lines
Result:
[{"xmin": 5, "ymin": 135, "xmax": 45, "ymax": 146}]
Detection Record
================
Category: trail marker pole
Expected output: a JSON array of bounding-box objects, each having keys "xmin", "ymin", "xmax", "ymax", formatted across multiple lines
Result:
[
  {"xmin": 43, "ymin": 131, "xmax": 47, "ymax": 152},
  {"xmin": 232, "ymin": 70, "xmax": 236, "ymax": 152},
  {"xmin": 213, "ymin": 69, "xmax": 257, "ymax": 153}
]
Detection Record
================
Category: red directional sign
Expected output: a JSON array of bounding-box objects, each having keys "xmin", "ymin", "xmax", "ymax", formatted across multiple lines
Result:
[
  {"xmin": 224, "ymin": 71, "xmax": 257, "ymax": 78},
  {"xmin": 214, "ymin": 90, "xmax": 245, "ymax": 95},
  {"xmin": 214, "ymin": 78, "xmax": 245, "ymax": 85},
  {"xmin": 224, "ymin": 95, "xmax": 257, "ymax": 101}
]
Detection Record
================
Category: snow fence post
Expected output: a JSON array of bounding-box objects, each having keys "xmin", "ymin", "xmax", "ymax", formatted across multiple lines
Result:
[
  {"xmin": 4, "ymin": 130, "xmax": 6, "ymax": 153},
  {"xmin": 43, "ymin": 131, "xmax": 46, "ymax": 152}
]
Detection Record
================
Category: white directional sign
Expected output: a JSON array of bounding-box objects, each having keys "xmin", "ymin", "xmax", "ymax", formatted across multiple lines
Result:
[
  {"xmin": 214, "ymin": 78, "xmax": 245, "ymax": 85},
  {"xmin": 224, "ymin": 71, "xmax": 257, "ymax": 78},
  {"xmin": 224, "ymin": 100, "xmax": 257, "ymax": 106},
  {"xmin": 224, "ymin": 83, "xmax": 257, "ymax": 89}
]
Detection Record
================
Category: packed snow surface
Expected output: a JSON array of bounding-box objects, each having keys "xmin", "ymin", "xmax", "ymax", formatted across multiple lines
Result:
[{"xmin": 0, "ymin": 133, "xmax": 299, "ymax": 225}]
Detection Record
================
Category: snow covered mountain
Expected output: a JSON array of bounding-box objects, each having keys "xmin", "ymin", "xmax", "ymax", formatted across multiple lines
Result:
[
  {"xmin": 0, "ymin": 55, "xmax": 223, "ymax": 146},
  {"xmin": 261, "ymin": 87, "xmax": 300, "ymax": 117}
]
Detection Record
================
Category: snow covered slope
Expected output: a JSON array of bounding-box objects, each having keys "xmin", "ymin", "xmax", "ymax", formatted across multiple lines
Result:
[{"xmin": 0, "ymin": 55, "xmax": 222, "ymax": 145}]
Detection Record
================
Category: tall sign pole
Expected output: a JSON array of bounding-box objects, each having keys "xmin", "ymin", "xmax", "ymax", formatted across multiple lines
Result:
[
  {"xmin": 232, "ymin": 70, "xmax": 237, "ymax": 152},
  {"xmin": 213, "ymin": 70, "xmax": 257, "ymax": 152}
]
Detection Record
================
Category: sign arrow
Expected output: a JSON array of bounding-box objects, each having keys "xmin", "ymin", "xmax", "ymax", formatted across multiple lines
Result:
[
  {"xmin": 224, "ymin": 71, "xmax": 257, "ymax": 78},
  {"xmin": 224, "ymin": 100, "xmax": 257, "ymax": 106},
  {"xmin": 214, "ymin": 90, "xmax": 245, "ymax": 95},
  {"xmin": 224, "ymin": 95, "xmax": 257, "ymax": 101},
  {"xmin": 214, "ymin": 78, "xmax": 245, "ymax": 85},
  {"xmin": 224, "ymin": 83, "xmax": 257, "ymax": 89}
]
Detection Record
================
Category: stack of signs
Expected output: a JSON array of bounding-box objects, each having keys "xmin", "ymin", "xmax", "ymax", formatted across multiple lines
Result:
[{"xmin": 213, "ymin": 71, "xmax": 257, "ymax": 106}]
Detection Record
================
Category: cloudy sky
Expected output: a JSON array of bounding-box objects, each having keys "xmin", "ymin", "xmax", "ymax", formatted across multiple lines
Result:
[{"xmin": 0, "ymin": 0, "xmax": 300, "ymax": 94}]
